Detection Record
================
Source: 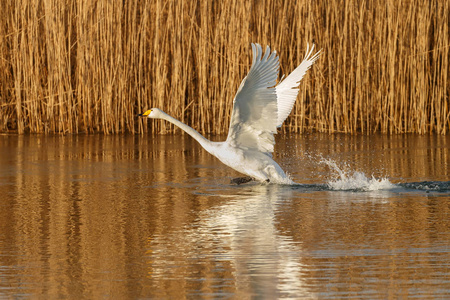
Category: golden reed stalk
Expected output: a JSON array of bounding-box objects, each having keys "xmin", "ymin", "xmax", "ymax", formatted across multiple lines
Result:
[{"xmin": 1, "ymin": 0, "xmax": 449, "ymax": 134}]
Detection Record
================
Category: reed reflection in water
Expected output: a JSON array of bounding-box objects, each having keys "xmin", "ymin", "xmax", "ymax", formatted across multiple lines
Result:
[{"xmin": 0, "ymin": 134, "xmax": 449, "ymax": 299}]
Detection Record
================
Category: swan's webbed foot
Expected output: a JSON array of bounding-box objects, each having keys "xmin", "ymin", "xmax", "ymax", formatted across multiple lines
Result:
[{"xmin": 230, "ymin": 176, "xmax": 254, "ymax": 185}]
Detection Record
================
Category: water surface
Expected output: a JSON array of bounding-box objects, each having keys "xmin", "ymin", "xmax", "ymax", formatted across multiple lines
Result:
[{"xmin": 0, "ymin": 133, "xmax": 449, "ymax": 299}]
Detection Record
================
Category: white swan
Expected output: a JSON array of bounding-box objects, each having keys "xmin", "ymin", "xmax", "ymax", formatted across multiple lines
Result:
[{"xmin": 139, "ymin": 43, "xmax": 321, "ymax": 184}]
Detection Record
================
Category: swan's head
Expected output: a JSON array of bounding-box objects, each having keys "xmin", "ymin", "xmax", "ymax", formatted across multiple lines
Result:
[{"xmin": 137, "ymin": 108, "xmax": 164, "ymax": 119}]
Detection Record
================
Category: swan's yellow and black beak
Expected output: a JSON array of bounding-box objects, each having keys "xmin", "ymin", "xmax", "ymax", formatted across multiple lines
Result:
[{"xmin": 137, "ymin": 110, "xmax": 152, "ymax": 118}]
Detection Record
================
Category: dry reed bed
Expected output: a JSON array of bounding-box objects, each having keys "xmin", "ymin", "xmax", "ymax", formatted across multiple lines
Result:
[{"xmin": 0, "ymin": 0, "xmax": 448, "ymax": 134}]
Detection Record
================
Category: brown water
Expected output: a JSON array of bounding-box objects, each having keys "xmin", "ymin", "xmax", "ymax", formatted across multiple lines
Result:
[{"xmin": 0, "ymin": 133, "xmax": 449, "ymax": 299}]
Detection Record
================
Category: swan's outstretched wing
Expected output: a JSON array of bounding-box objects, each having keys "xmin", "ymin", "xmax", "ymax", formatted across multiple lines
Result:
[
  {"xmin": 226, "ymin": 43, "xmax": 279, "ymax": 155},
  {"xmin": 276, "ymin": 44, "xmax": 321, "ymax": 127}
]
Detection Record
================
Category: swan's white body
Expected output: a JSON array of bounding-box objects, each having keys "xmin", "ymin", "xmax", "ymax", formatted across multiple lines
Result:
[{"xmin": 140, "ymin": 43, "xmax": 320, "ymax": 184}]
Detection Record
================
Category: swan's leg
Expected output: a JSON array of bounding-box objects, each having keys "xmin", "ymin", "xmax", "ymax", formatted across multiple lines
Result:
[{"xmin": 230, "ymin": 176, "xmax": 254, "ymax": 185}]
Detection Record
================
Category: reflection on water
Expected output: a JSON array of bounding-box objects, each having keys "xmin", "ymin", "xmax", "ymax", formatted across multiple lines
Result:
[
  {"xmin": 147, "ymin": 185, "xmax": 308, "ymax": 299},
  {"xmin": 0, "ymin": 134, "xmax": 449, "ymax": 299}
]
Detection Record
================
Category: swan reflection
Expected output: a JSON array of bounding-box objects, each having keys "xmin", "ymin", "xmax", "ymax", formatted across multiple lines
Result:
[{"xmin": 146, "ymin": 184, "xmax": 314, "ymax": 298}]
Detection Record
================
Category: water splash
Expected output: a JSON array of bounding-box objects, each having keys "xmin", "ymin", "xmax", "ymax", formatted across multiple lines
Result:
[{"xmin": 320, "ymin": 158, "xmax": 395, "ymax": 191}]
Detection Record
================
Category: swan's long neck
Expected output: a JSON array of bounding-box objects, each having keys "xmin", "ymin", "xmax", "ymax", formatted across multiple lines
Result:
[{"xmin": 160, "ymin": 112, "xmax": 213, "ymax": 153}]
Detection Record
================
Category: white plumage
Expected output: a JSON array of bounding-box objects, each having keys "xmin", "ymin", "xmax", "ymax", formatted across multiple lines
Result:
[
  {"xmin": 139, "ymin": 43, "xmax": 321, "ymax": 184},
  {"xmin": 276, "ymin": 44, "xmax": 321, "ymax": 127}
]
